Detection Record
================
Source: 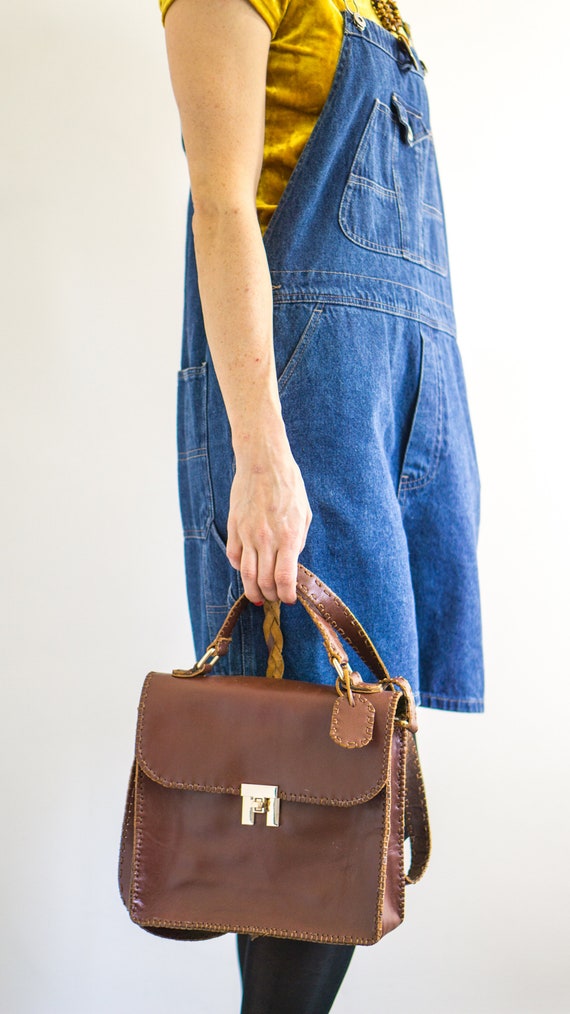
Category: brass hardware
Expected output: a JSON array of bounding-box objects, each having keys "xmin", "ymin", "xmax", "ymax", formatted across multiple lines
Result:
[
  {"xmin": 332, "ymin": 657, "xmax": 356, "ymax": 706},
  {"xmin": 332, "ymin": 656, "xmax": 347, "ymax": 681},
  {"xmin": 195, "ymin": 645, "xmax": 220, "ymax": 670},
  {"xmin": 172, "ymin": 645, "xmax": 219, "ymax": 678},
  {"xmin": 240, "ymin": 784, "xmax": 280, "ymax": 827}
]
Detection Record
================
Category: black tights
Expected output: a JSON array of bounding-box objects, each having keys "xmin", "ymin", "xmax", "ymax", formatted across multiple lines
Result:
[{"xmin": 237, "ymin": 934, "xmax": 355, "ymax": 1014}]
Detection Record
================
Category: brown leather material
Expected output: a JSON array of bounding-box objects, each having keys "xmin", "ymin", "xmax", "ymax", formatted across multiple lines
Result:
[
  {"xmin": 404, "ymin": 733, "xmax": 431, "ymax": 883},
  {"xmin": 329, "ymin": 693, "xmax": 375, "ymax": 749},
  {"xmin": 129, "ymin": 763, "xmax": 390, "ymax": 943},
  {"xmin": 382, "ymin": 726, "xmax": 407, "ymax": 933},
  {"xmin": 136, "ymin": 673, "xmax": 399, "ymax": 804},
  {"xmin": 119, "ymin": 568, "xmax": 431, "ymax": 945},
  {"xmin": 295, "ymin": 565, "xmax": 392, "ymax": 682}
]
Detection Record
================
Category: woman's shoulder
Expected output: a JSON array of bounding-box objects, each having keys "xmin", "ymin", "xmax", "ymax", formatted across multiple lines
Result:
[
  {"xmin": 241, "ymin": 0, "xmax": 344, "ymax": 39},
  {"xmin": 160, "ymin": 1, "xmax": 344, "ymax": 35}
]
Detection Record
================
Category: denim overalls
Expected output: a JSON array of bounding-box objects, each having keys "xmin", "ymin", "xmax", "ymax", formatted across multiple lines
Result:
[{"xmin": 177, "ymin": 10, "xmax": 484, "ymax": 713}]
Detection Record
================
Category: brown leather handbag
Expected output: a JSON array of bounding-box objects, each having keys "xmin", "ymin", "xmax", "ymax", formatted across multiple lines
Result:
[{"xmin": 119, "ymin": 565, "xmax": 430, "ymax": 945}]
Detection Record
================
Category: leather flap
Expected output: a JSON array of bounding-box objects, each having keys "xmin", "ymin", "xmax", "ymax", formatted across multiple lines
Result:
[{"xmin": 135, "ymin": 672, "xmax": 400, "ymax": 806}]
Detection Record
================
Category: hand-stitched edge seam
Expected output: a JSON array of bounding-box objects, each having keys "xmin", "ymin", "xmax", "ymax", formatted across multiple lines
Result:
[
  {"xmin": 131, "ymin": 915, "xmax": 377, "ymax": 947},
  {"xmin": 405, "ymin": 736, "xmax": 430, "ymax": 884},
  {"xmin": 404, "ymin": 750, "xmax": 429, "ymax": 884},
  {"xmin": 299, "ymin": 568, "xmax": 380, "ymax": 663},
  {"xmin": 373, "ymin": 701, "xmax": 400, "ymax": 940},
  {"xmin": 374, "ymin": 761, "xmax": 391, "ymax": 941},
  {"xmin": 395, "ymin": 730, "xmax": 407, "ymax": 919},
  {"xmin": 410, "ymin": 740, "xmax": 430, "ymax": 844},
  {"xmin": 137, "ymin": 665, "xmax": 399, "ymax": 804},
  {"xmin": 129, "ymin": 764, "xmax": 144, "ymax": 915},
  {"xmin": 118, "ymin": 764, "xmax": 135, "ymax": 897},
  {"xmin": 297, "ymin": 566, "xmax": 391, "ymax": 681},
  {"xmin": 135, "ymin": 756, "xmax": 389, "ymax": 807},
  {"xmin": 330, "ymin": 697, "xmax": 375, "ymax": 748}
]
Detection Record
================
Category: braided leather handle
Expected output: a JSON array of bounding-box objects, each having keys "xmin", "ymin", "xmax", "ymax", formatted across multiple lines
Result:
[{"xmin": 173, "ymin": 564, "xmax": 391, "ymax": 684}]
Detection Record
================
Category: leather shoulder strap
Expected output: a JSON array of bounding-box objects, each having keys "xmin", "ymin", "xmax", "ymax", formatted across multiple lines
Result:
[
  {"xmin": 404, "ymin": 732, "xmax": 431, "ymax": 884},
  {"xmin": 296, "ymin": 565, "xmax": 391, "ymax": 682}
]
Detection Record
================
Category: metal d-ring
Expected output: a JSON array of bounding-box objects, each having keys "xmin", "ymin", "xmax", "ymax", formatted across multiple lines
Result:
[
  {"xmin": 332, "ymin": 656, "xmax": 356, "ymax": 706},
  {"xmin": 344, "ymin": 0, "xmax": 366, "ymax": 30},
  {"xmin": 172, "ymin": 644, "xmax": 219, "ymax": 678}
]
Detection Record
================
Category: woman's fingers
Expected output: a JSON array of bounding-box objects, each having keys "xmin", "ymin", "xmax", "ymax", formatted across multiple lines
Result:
[
  {"xmin": 234, "ymin": 544, "xmax": 301, "ymax": 605},
  {"xmin": 225, "ymin": 472, "xmax": 310, "ymax": 604},
  {"xmin": 256, "ymin": 543, "xmax": 279, "ymax": 602},
  {"xmin": 225, "ymin": 522, "xmax": 242, "ymax": 572},
  {"xmin": 239, "ymin": 546, "xmax": 265, "ymax": 604},
  {"xmin": 273, "ymin": 547, "xmax": 300, "ymax": 605},
  {"xmin": 226, "ymin": 442, "xmax": 312, "ymax": 604},
  {"xmin": 232, "ymin": 524, "xmax": 308, "ymax": 604}
]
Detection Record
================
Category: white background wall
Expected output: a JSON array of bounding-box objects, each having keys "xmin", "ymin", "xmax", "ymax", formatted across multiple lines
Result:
[{"xmin": 1, "ymin": 1, "xmax": 569, "ymax": 1011}]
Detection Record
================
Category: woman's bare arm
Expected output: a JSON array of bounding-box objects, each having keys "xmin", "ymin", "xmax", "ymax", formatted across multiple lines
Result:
[{"xmin": 164, "ymin": 0, "xmax": 311, "ymax": 605}]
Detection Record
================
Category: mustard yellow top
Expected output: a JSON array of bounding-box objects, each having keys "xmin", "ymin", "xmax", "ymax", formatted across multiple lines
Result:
[{"xmin": 160, "ymin": 0, "xmax": 385, "ymax": 232}]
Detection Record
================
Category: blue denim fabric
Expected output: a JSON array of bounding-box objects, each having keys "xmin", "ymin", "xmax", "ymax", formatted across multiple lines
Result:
[{"xmin": 177, "ymin": 13, "xmax": 484, "ymax": 712}]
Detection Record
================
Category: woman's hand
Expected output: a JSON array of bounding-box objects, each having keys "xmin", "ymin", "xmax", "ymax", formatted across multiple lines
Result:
[{"xmin": 227, "ymin": 431, "xmax": 312, "ymax": 605}]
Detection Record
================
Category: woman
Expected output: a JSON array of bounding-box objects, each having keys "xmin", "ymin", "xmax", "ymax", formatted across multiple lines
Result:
[{"xmin": 160, "ymin": 0, "xmax": 484, "ymax": 1010}]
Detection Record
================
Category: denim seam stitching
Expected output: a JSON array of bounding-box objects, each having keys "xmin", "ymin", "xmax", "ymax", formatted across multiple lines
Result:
[
  {"xmin": 272, "ymin": 292, "xmax": 456, "ymax": 337},
  {"xmin": 277, "ymin": 303, "xmax": 324, "ymax": 394},
  {"xmin": 419, "ymin": 693, "xmax": 484, "ymax": 707},
  {"xmin": 262, "ymin": 35, "xmax": 350, "ymax": 247},
  {"xmin": 339, "ymin": 190, "xmax": 448, "ymax": 275},
  {"xmin": 178, "ymin": 366, "xmax": 214, "ymax": 539},
  {"xmin": 346, "ymin": 24, "xmax": 424, "ymax": 76},
  {"xmin": 398, "ymin": 333, "xmax": 445, "ymax": 496},
  {"xmin": 271, "ymin": 268, "xmax": 453, "ymax": 299},
  {"xmin": 348, "ymin": 175, "xmax": 398, "ymax": 200}
]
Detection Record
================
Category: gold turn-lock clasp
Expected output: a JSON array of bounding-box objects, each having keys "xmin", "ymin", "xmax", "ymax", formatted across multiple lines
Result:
[{"xmin": 240, "ymin": 784, "xmax": 280, "ymax": 827}]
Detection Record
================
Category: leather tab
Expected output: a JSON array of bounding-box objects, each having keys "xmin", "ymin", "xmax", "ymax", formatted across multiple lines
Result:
[{"xmin": 330, "ymin": 693, "xmax": 375, "ymax": 749}]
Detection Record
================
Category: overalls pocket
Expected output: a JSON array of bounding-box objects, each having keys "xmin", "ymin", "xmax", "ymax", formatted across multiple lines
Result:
[
  {"xmin": 177, "ymin": 364, "xmax": 214, "ymax": 540},
  {"xmin": 398, "ymin": 329, "xmax": 447, "ymax": 501},
  {"xmin": 273, "ymin": 300, "xmax": 325, "ymax": 394},
  {"xmin": 339, "ymin": 93, "xmax": 448, "ymax": 276}
]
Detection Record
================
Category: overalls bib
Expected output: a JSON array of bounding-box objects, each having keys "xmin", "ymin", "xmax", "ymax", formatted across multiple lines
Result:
[{"xmin": 177, "ymin": 11, "xmax": 484, "ymax": 713}]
